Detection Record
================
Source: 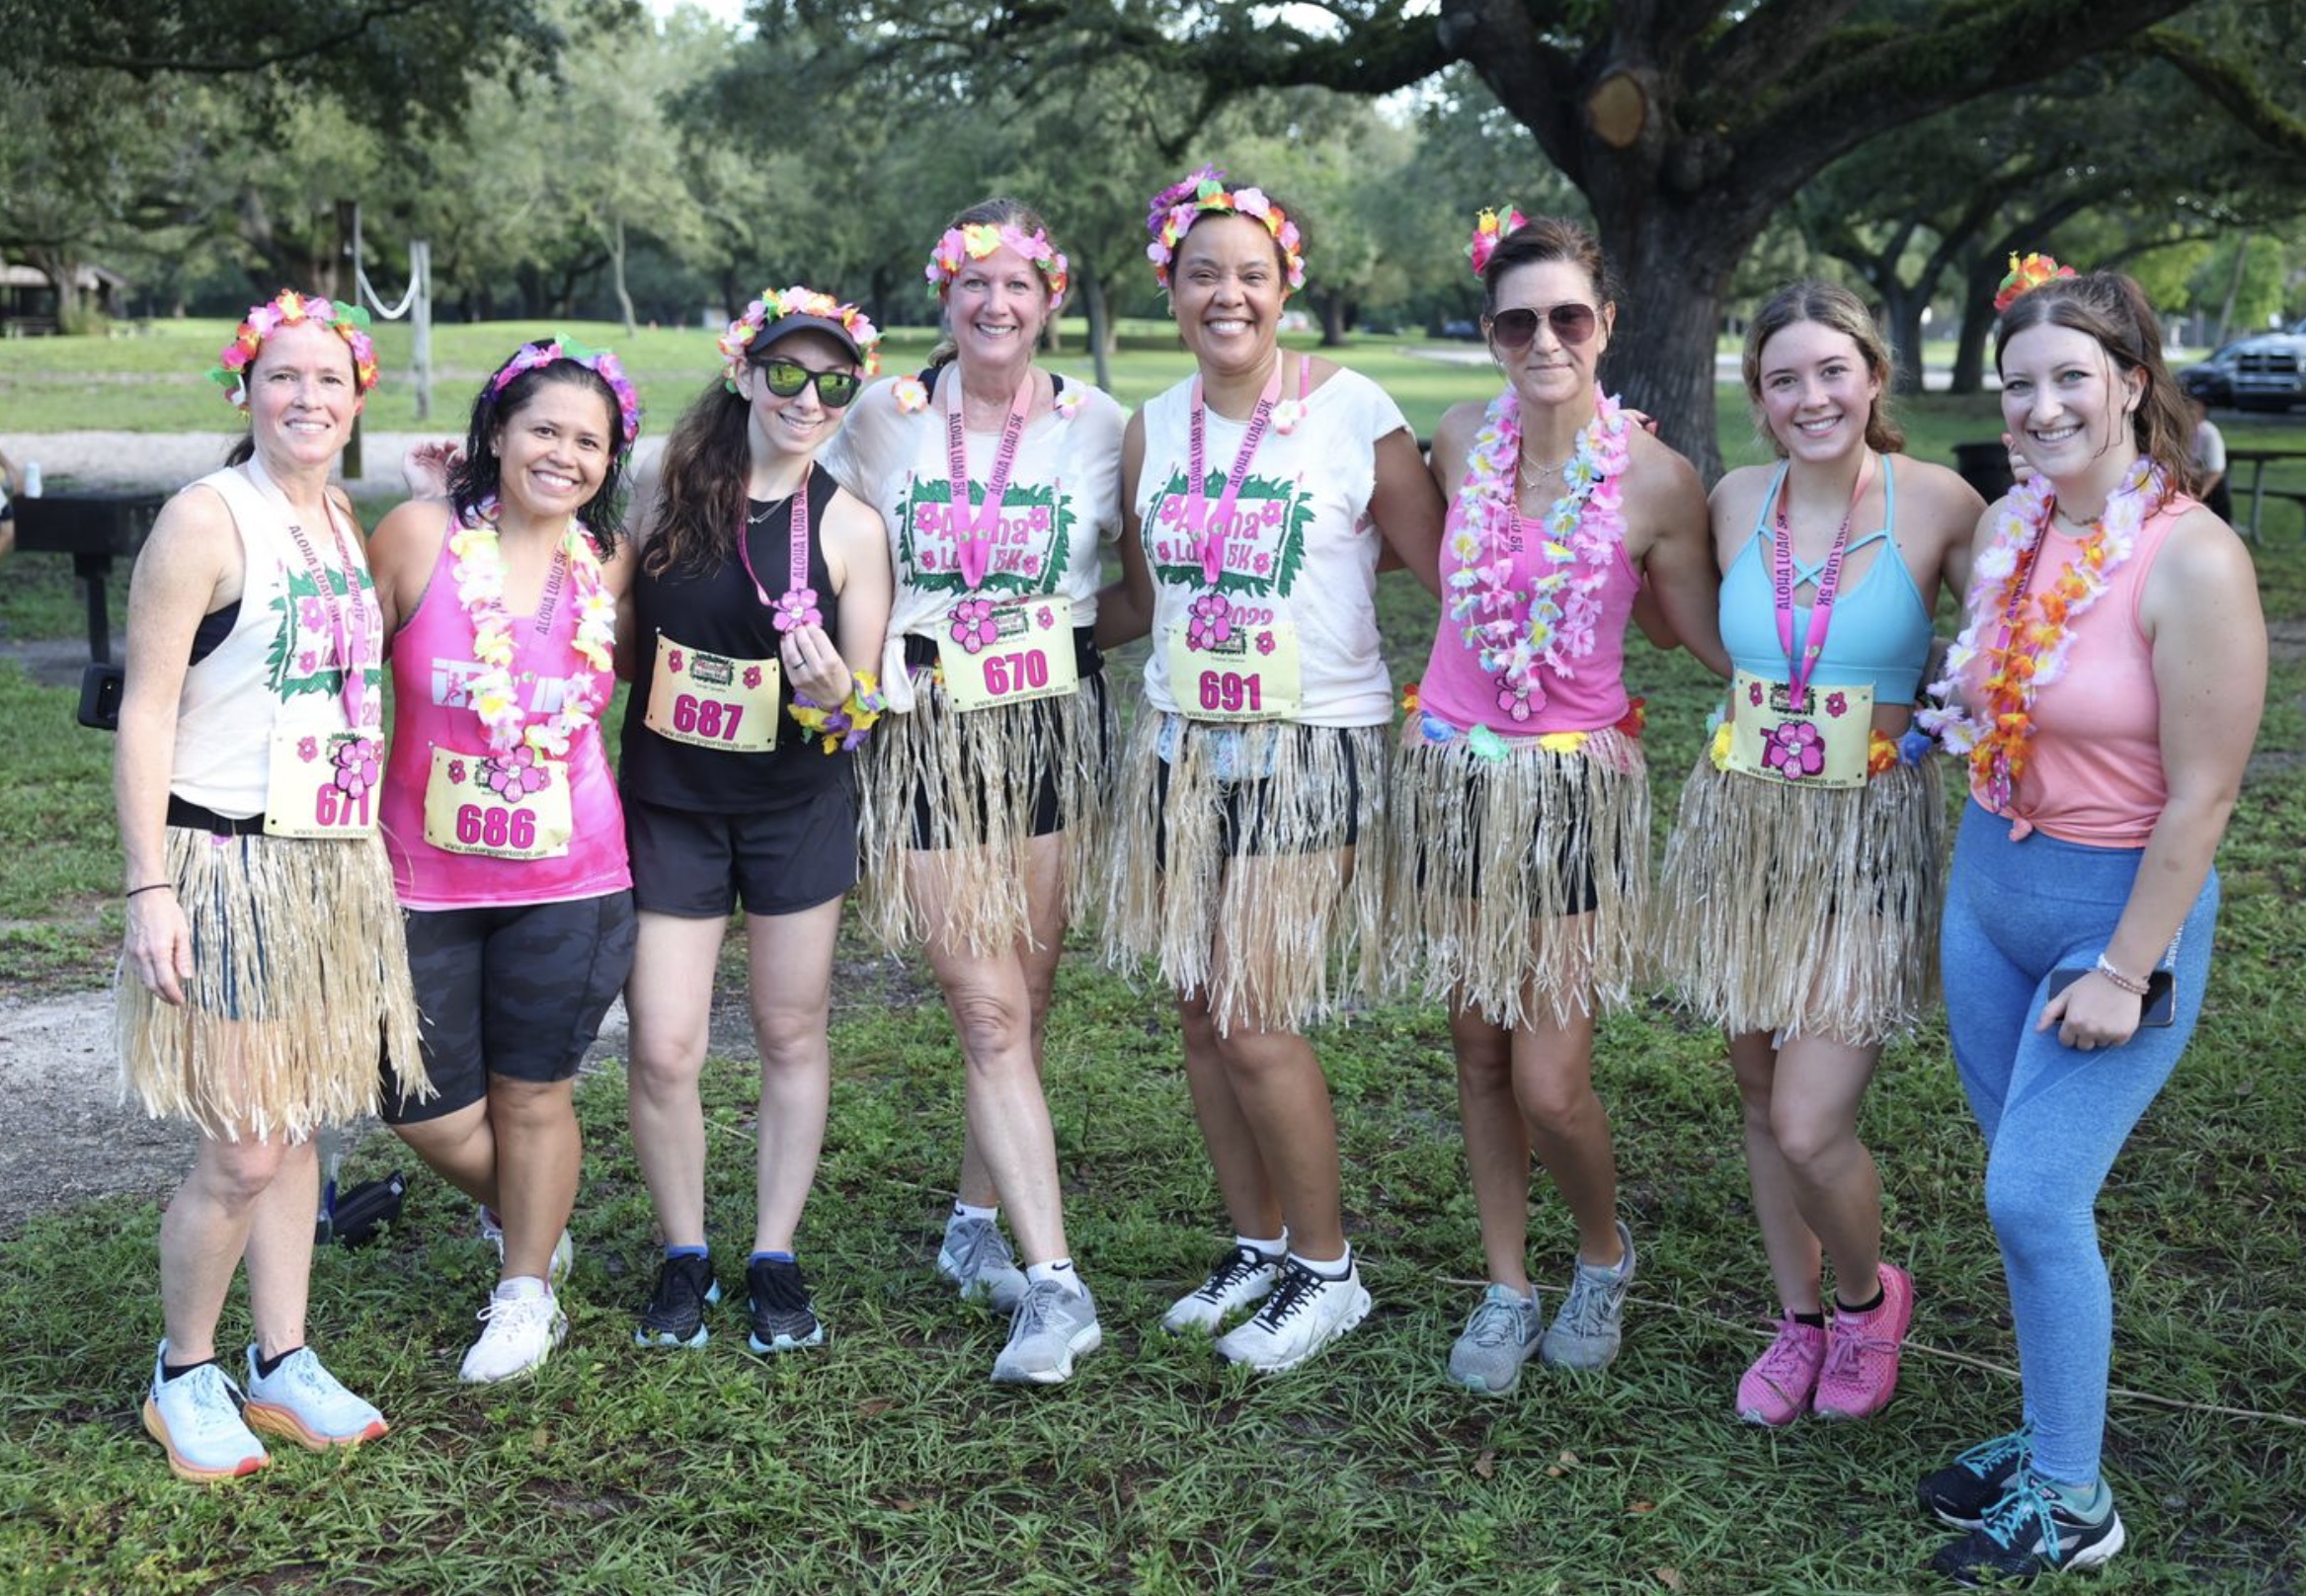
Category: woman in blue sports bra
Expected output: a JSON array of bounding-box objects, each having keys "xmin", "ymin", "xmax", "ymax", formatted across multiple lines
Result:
[{"xmin": 1656, "ymin": 280, "xmax": 1982, "ymax": 1429}]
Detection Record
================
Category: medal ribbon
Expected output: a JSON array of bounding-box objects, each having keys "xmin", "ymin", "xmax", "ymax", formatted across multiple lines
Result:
[
  {"xmin": 944, "ymin": 372, "xmax": 1033, "ymax": 591},
  {"xmin": 1186, "ymin": 356, "xmax": 1294, "ymax": 587},
  {"xmin": 736, "ymin": 465, "xmax": 820, "ymax": 632},
  {"xmin": 1769, "ymin": 451, "xmax": 1874, "ymax": 707}
]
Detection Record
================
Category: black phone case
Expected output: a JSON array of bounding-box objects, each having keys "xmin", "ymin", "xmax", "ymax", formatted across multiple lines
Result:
[
  {"xmin": 77, "ymin": 662, "xmax": 123, "ymax": 732},
  {"xmin": 2046, "ymin": 966, "xmax": 2175, "ymax": 1028}
]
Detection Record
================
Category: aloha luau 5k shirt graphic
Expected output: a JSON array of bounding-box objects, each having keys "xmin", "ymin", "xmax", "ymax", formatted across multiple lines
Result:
[
  {"xmin": 897, "ymin": 476, "xmax": 1073, "ymax": 596},
  {"xmin": 264, "ymin": 564, "xmax": 383, "ymax": 708},
  {"xmin": 1146, "ymin": 467, "xmax": 1313, "ymax": 599}
]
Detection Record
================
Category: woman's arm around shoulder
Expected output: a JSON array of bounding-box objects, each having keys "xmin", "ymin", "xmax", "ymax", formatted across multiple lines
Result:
[
  {"xmin": 1095, "ymin": 411, "xmax": 1154, "ymax": 650},
  {"xmin": 364, "ymin": 497, "xmax": 450, "ymax": 644},
  {"xmin": 1626, "ymin": 429, "xmax": 1727, "ymax": 674},
  {"xmin": 1370, "ymin": 425, "xmax": 1444, "ymax": 596}
]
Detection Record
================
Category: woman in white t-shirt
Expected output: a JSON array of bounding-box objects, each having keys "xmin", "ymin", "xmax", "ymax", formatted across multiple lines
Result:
[{"xmin": 1102, "ymin": 167, "xmax": 1443, "ymax": 1374}]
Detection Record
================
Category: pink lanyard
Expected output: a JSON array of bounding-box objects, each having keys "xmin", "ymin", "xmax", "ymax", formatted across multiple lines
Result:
[
  {"xmin": 1768, "ymin": 453, "xmax": 1873, "ymax": 705},
  {"xmin": 736, "ymin": 466, "xmax": 821, "ymax": 633},
  {"xmin": 944, "ymin": 371, "xmax": 1032, "ymax": 591},
  {"xmin": 1186, "ymin": 356, "xmax": 1305, "ymax": 586},
  {"xmin": 279, "ymin": 501, "xmax": 372, "ymax": 729}
]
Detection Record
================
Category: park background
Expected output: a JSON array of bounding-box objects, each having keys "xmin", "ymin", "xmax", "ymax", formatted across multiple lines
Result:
[{"xmin": 4, "ymin": 1, "xmax": 2306, "ymax": 1592}]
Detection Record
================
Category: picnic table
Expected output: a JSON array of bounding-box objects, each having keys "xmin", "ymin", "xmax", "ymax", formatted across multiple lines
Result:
[{"xmin": 2224, "ymin": 446, "xmax": 2306, "ymax": 542}]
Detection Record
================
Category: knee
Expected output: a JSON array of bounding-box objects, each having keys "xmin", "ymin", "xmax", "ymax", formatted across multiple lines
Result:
[
  {"xmin": 1983, "ymin": 1157, "xmax": 2085, "ymax": 1252},
  {"xmin": 1452, "ymin": 1032, "xmax": 1510, "ymax": 1093},
  {"xmin": 947, "ymin": 984, "xmax": 1030, "ymax": 1064},
  {"xmin": 628, "ymin": 1023, "xmax": 707, "ymax": 1093},
  {"xmin": 488, "ymin": 1077, "xmax": 575, "ymax": 1130},
  {"xmin": 1768, "ymin": 1106, "xmax": 1856, "ymax": 1175},
  {"xmin": 1516, "ymin": 1068, "xmax": 1596, "ymax": 1133},
  {"xmin": 195, "ymin": 1138, "xmax": 290, "ymax": 1209}
]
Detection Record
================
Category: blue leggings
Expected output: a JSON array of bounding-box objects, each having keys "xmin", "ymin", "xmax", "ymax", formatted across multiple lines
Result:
[{"xmin": 1940, "ymin": 800, "xmax": 2219, "ymax": 1486}]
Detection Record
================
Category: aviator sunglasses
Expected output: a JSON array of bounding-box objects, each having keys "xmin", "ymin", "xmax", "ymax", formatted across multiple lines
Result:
[
  {"xmin": 758, "ymin": 358, "xmax": 862, "ymax": 408},
  {"xmin": 1485, "ymin": 302, "xmax": 1600, "ymax": 350}
]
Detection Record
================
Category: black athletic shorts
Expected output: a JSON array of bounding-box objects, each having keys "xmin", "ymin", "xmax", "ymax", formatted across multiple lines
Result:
[{"xmin": 624, "ymin": 785, "xmax": 858, "ymax": 918}]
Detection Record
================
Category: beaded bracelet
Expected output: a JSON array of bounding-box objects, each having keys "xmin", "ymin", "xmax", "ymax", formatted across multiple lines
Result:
[
  {"xmin": 789, "ymin": 672, "xmax": 888, "ymax": 755},
  {"xmin": 2094, "ymin": 955, "xmax": 2150, "ymax": 997}
]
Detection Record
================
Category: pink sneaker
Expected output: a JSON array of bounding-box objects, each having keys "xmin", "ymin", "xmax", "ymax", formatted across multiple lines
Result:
[
  {"xmin": 1811, "ymin": 1261, "xmax": 1914, "ymax": 1420},
  {"xmin": 1736, "ymin": 1315, "xmax": 1826, "ymax": 1426}
]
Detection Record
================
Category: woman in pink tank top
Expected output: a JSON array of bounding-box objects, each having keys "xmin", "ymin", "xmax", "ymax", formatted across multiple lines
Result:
[
  {"xmin": 366, "ymin": 342, "xmax": 644, "ymax": 1385},
  {"xmin": 1392, "ymin": 210, "xmax": 1723, "ymax": 1395}
]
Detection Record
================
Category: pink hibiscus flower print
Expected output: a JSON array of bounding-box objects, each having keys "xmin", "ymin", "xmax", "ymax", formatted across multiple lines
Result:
[
  {"xmin": 1254, "ymin": 631, "xmax": 1276, "ymax": 656},
  {"xmin": 1497, "ymin": 684, "xmax": 1535, "ymax": 723},
  {"xmin": 331, "ymin": 737, "xmax": 381, "ymax": 800},
  {"xmin": 298, "ymin": 597, "xmax": 327, "ymax": 632},
  {"xmin": 1748, "ymin": 679, "xmax": 1766, "ymax": 707},
  {"xmin": 1036, "ymin": 605, "xmax": 1057, "ymax": 631},
  {"xmin": 297, "ymin": 735, "xmax": 319, "ymax": 763},
  {"xmin": 1186, "ymin": 592, "xmax": 1234, "ymax": 652},
  {"xmin": 1021, "ymin": 553, "xmax": 1042, "ymax": 577},
  {"xmin": 1761, "ymin": 720, "xmax": 1825, "ymax": 781},
  {"xmin": 1825, "ymin": 691, "xmax": 1849, "ymax": 719},
  {"xmin": 743, "ymin": 666, "xmax": 763, "ymax": 690},
  {"xmin": 298, "ymin": 649, "xmax": 320, "ymax": 676},
  {"xmin": 446, "ymin": 758, "xmax": 467, "ymax": 784},
  {"xmin": 481, "ymin": 746, "xmax": 552, "ymax": 802},
  {"xmin": 773, "ymin": 587, "xmax": 824, "ymax": 634},
  {"xmin": 948, "ymin": 598, "xmax": 998, "ymax": 654},
  {"xmin": 667, "ymin": 648, "xmax": 684, "ymax": 675}
]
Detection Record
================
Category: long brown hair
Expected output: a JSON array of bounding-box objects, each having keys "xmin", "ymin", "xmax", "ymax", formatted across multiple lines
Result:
[
  {"xmin": 1741, "ymin": 280, "xmax": 1904, "ymax": 456},
  {"xmin": 1995, "ymin": 271, "xmax": 2197, "ymax": 500},
  {"xmin": 644, "ymin": 371, "xmax": 757, "ymax": 578}
]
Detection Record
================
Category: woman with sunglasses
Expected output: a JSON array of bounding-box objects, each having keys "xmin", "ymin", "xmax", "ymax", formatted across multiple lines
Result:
[
  {"xmin": 823, "ymin": 199, "xmax": 1126, "ymax": 1384},
  {"xmin": 621, "ymin": 287, "xmax": 892, "ymax": 1359},
  {"xmin": 366, "ymin": 340, "xmax": 643, "ymax": 1383},
  {"xmin": 1103, "ymin": 168, "xmax": 1443, "ymax": 1373},
  {"xmin": 1915, "ymin": 262, "xmax": 2260, "ymax": 1587},
  {"xmin": 1656, "ymin": 280, "xmax": 1983, "ymax": 1427},
  {"xmin": 1392, "ymin": 210, "xmax": 1721, "ymax": 1396}
]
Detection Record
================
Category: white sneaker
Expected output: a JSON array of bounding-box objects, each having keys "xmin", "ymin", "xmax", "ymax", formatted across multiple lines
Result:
[
  {"xmin": 458, "ymin": 1279, "xmax": 569, "ymax": 1383},
  {"xmin": 990, "ymin": 1278, "xmax": 1102, "ymax": 1385},
  {"xmin": 142, "ymin": 1343, "xmax": 268, "ymax": 1482},
  {"xmin": 1162, "ymin": 1242, "xmax": 1283, "ymax": 1333},
  {"xmin": 478, "ymin": 1206, "xmax": 574, "ymax": 1290},
  {"xmin": 1214, "ymin": 1256, "xmax": 1371, "ymax": 1374},
  {"xmin": 242, "ymin": 1345, "xmax": 389, "ymax": 1449}
]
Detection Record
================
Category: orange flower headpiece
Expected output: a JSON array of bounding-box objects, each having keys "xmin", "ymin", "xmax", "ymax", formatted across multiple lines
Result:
[{"xmin": 1993, "ymin": 252, "xmax": 2078, "ymax": 314}]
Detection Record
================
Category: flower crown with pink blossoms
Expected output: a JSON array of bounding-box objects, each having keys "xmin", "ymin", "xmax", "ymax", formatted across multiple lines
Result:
[
  {"xmin": 1467, "ymin": 205, "xmax": 1531, "ymax": 278},
  {"xmin": 718, "ymin": 285, "xmax": 883, "ymax": 392},
  {"xmin": 1145, "ymin": 166, "xmax": 1307, "ymax": 292},
  {"xmin": 209, "ymin": 290, "xmax": 379, "ymax": 409},
  {"xmin": 1994, "ymin": 251, "xmax": 2078, "ymax": 313},
  {"xmin": 485, "ymin": 338, "xmax": 644, "ymax": 460},
  {"xmin": 926, "ymin": 222, "xmax": 1071, "ymax": 312}
]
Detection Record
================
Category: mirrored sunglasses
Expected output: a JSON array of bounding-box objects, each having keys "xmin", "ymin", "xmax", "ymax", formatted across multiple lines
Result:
[{"xmin": 1486, "ymin": 303, "xmax": 1599, "ymax": 350}]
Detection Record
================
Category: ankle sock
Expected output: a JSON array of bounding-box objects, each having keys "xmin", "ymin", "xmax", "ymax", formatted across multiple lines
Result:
[
  {"xmin": 1289, "ymin": 1248, "xmax": 1351, "ymax": 1281},
  {"xmin": 665, "ymin": 1244, "xmax": 708, "ymax": 1263},
  {"xmin": 1836, "ymin": 1285, "xmax": 1885, "ymax": 1317},
  {"xmin": 161, "ymin": 1354, "xmax": 219, "ymax": 1383},
  {"xmin": 1025, "ymin": 1258, "xmax": 1085, "ymax": 1295},
  {"xmin": 1792, "ymin": 1310, "xmax": 1827, "ymax": 1329},
  {"xmin": 951, "ymin": 1201, "xmax": 999, "ymax": 1225},
  {"xmin": 1236, "ymin": 1233, "xmax": 1286, "ymax": 1258},
  {"xmin": 751, "ymin": 1249, "xmax": 795, "ymax": 1266},
  {"xmin": 252, "ymin": 1345, "xmax": 300, "ymax": 1380}
]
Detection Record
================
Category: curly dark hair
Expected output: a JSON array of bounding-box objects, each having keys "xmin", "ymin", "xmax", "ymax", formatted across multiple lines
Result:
[{"xmin": 444, "ymin": 355, "xmax": 633, "ymax": 556}]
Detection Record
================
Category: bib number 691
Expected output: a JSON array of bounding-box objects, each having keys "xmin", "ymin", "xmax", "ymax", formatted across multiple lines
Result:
[{"xmin": 1198, "ymin": 669, "xmax": 1262, "ymax": 715}]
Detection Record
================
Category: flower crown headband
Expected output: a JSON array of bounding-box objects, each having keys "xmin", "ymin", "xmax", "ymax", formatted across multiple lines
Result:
[
  {"xmin": 486, "ymin": 338, "xmax": 644, "ymax": 458},
  {"xmin": 1994, "ymin": 251, "xmax": 2078, "ymax": 314},
  {"xmin": 1144, "ymin": 166, "xmax": 1307, "ymax": 291},
  {"xmin": 1467, "ymin": 205, "xmax": 1530, "ymax": 278},
  {"xmin": 718, "ymin": 285, "xmax": 882, "ymax": 392},
  {"xmin": 209, "ymin": 290, "xmax": 379, "ymax": 409},
  {"xmin": 926, "ymin": 222, "xmax": 1071, "ymax": 312}
]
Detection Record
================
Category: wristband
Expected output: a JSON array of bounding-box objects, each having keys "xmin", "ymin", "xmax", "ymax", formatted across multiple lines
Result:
[
  {"xmin": 2093, "ymin": 955, "xmax": 2149, "ymax": 997},
  {"xmin": 126, "ymin": 883, "xmax": 174, "ymax": 900}
]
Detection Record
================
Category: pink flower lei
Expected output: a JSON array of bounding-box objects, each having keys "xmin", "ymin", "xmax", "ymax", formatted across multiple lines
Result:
[
  {"xmin": 487, "ymin": 338, "xmax": 644, "ymax": 460},
  {"xmin": 210, "ymin": 289, "xmax": 380, "ymax": 408},
  {"xmin": 719, "ymin": 285, "xmax": 882, "ymax": 391},
  {"xmin": 445, "ymin": 494, "xmax": 617, "ymax": 760},
  {"xmin": 1444, "ymin": 384, "xmax": 1631, "ymax": 718},
  {"xmin": 926, "ymin": 222, "xmax": 1071, "ymax": 312},
  {"xmin": 1145, "ymin": 166, "xmax": 1307, "ymax": 291}
]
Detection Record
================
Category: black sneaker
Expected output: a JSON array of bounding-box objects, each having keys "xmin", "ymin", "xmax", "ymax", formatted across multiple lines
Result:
[
  {"xmin": 634, "ymin": 1253, "xmax": 721, "ymax": 1350},
  {"xmin": 1919, "ymin": 1426, "xmax": 2032, "ymax": 1529},
  {"xmin": 746, "ymin": 1256, "xmax": 826, "ymax": 1355},
  {"xmin": 1929, "ymin": 1474, "xmax": 2125, "ymax": 1587}
]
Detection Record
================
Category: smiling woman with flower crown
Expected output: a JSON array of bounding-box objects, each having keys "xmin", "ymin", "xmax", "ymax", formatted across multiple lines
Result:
[
  {"xmin": 1912, "ymin": 262, "xmax": 2264, "ymax": 1589},
  {"xmin": 1101, "ymin": 166, "xmax": 1444, "ymax": 1375},
  {"xmin": 365, "ymin": 339, "xmax": 644, "ymax": 1384},
  {"xmin": 1392, "ymin": 211, "xmax": 1722, "ymax": 1397},
  {"xmin": 821, "ymin": 198, "xmax": 1126, "ymax": 1386}
]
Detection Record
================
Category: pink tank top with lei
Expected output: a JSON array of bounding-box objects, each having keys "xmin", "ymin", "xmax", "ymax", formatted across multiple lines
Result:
[{"xmin": 380, "ymin": 515, "xmax": 630, "ymax": 909}]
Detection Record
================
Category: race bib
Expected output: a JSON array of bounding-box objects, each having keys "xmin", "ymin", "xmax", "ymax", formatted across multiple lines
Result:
[
  {"xmin": 420, "ymin": 746, "xmax": 573, "ymax": 861},
  {"xmin": 646, "ymin": 634, "xmax": 780, "ymax": 753},
  {"xmin": 936, "ymin": 598, "xmax": 1079, "ymax": 712},
  {"xmin": 1166, "ymin": 619, "xmax": 1301, "ymax": 723},
  {"xmin": 1723, "ymin": 672, "xmax": 1873, "ymax": 789},
  {"xmin": 263, "ymin": 727, "xmax": 380, "ymax": 839}
]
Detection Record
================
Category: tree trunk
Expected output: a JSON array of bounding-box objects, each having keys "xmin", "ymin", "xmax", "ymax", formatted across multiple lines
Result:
[
  {"xmin": 1080, "ymin": 264, "xmax": 1114, "ymax": 393},
  {"xmin": 1948, "ymin": 254, "xmax": 2004, "ymax": 395},
  {"xmin": 1598, "ymin": 203, "xmax": 1749, "ymax": 484},
  {"xmin": 608, "ymin": 217, "xmax": 637, "ymax": 338},
  {"xmin": 1879, "ymin": 278, "xmax": 1926, "ymax": 397}
]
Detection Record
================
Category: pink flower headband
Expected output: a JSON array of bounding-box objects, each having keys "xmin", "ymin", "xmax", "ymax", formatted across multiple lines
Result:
[
  {"xmin": 486, "ymin": 338, "xmax": 644, "ymax": 458},
  {"xmin": 1467, "ymin": 205, "xmax": 1530, "ymax": 278},
  {"xmin": 1994, "ymin": 251, "xmax": 2078, "ymax": 313},
  {"xmin": 926, "ymin": 223, "xmax": 1071, "ymax": 312},
  {"xmin": 209, "ymin": 290, "xmax": 379, "ymax": 409},
  {"xmin": 719, "ymin": 285, "xmax": 883, "ymax": 391},
  {"xmin": 1144, "ymin": 166, "xmax": 1307, "ymax": 292}
]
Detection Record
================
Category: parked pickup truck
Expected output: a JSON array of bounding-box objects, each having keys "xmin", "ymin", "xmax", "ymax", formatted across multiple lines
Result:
[{"xmin": 2229, "ymin": 318, "xmax": 2306, "ymax": 412}]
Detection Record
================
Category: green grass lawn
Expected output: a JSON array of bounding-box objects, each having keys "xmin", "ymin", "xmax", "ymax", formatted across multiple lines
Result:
[{"xmin": 2, "ymin": 333, "xmax": 2303, "ymax": 1593}]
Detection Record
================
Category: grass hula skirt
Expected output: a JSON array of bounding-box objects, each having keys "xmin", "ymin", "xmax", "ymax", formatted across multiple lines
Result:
[
  {"xmin": 1103, "ymin": 712, "xmax": 1387, "ymax": 1035},
  {"xmin": 1388, "ymin": 718, "xmax": 1648, "ymax": 1027},
  {"xmin": 118, "ymin": 828, "xmax": 428, "ymax": 1141},
  {"xmin": 855, "ymin": 669, "xmax": 1115, "ymax": 956},
  {"xmin": 1654, "ymin": 751, "xmax": 1945, "ymax": 1043}
]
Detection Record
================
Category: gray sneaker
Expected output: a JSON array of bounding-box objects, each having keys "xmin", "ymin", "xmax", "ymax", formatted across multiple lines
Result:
[
  {"xmin": 990, "ymin": 1278, "xmax": 1102, "ymax": 1385},
  {"xmin": 938, "ymin": 1216, "xmax": 1027, "ymax": 1315},
  {"xmin": 1449, "ymin": 1284, "xmax": 1543, "ymax": 1395},
  {"xmin": 1540, "ymin": 1221, "xmax": 1635, "ymax": 1370}
]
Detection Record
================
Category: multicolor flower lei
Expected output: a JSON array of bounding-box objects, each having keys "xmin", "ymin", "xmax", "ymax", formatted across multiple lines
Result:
[
  {"xmin": 720, "ymin": 285, "xmax": 882, "ymax": 390},
  {"xmin": 926, "ymin": 223, "xmax": 1071, "ymax": 311},
  {"xmin": 1145, "ymin": 166, "xmax": 1306, "ymax": 291},
  {"xmin": 789, "ymin": 672, "xmax": 888, "ymax": 754},
  {"xmin": 1467, "ymin": 205, "xmax": 1529, "ymax": 278},
  {"xmin": 487, "ymin": 339, "xmax": 643, "ymax": 459},
  {"xmin": 1994, "ymin": 251, "xmax": 2077, "ymax": 313},
  {"xmin": 1919, "ymin": 462, "xmax": 2156, "ymax": 802},
  {"xmin": 447, "ymin": 495, "xmax": 617, "ymax": 759},
  {"xmin": 210, "ymin": 290, "xmax": 379, "ymax": 408},
  {"xmin": 1445, "ymin": 384, "xmax": 1630, "ymax": 721},
  {"xmin": 1407, "ymin": 687, "xmax": 1645, "ymax": 761}
]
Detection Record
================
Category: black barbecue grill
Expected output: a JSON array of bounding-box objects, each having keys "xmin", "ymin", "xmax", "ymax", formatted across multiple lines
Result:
[{"xmin": 13, "ymin": 492, "xmax": 165, "ymax": 662}]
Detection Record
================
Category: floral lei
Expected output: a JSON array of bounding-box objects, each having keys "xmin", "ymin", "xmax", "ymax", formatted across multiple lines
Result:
[
  {"xmin": 447, "ymin": 495, "xmax": 618, "ymax": 761},
  {"xmin": 720, "ymin": 285, "xmax": 882, "ymax": 390},
  {"xmin": 487, "ymin": 339, "xmax": 643, "ymax": 460},
  {"xmin": 1445, "ymin": 384, "xmax": 1630, "ymax": 720},
  {"xmin": 1919, "ymin": 461, "xmax": 2157, "ymax": 800},
  {"xmin": 926, "ymin": 223, "xmax": 1071, "ymax": 311},
  {"xmin": 1145, "ymin": 166, "xmax": 1306, "ymax": 291},
  {"xmin": 210, "ymin": 290, "xmax": 379, "ymax": 408}
]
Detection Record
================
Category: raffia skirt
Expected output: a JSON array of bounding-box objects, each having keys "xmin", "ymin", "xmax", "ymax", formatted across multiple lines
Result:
[
  {"xmin": 854, "ymin": 662, "xmax": 1115, "ymax": 956},
  {"xmin": 1387, "ymin": 719, "xmax": 1649, "ymax": 1027},
  {"xmin": 1653, "ymin": 752, "xmax": 1946, "ymax": 1044},
  {"xmin": 1103, "ymin": 712, "xmax": 1388, "ymax": 1035},
  {"xmin": 117, "ymin": 826, "xmax": 428, "ymax": 1142}
]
